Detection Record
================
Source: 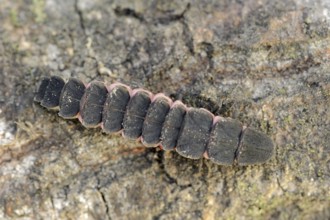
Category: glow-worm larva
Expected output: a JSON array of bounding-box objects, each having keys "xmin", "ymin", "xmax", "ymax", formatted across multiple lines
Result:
[{"xmin": 34, "ymin": 76, "xmax": 274, "ymax": 166}]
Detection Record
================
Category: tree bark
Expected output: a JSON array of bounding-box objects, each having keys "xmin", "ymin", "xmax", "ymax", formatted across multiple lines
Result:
[{"xmin": 0, "ymin": 0, "xmax": 329, "ymax": 219}]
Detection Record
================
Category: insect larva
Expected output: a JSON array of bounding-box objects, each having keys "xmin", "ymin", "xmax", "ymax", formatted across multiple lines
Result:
[{"xmin": 34, "ymin": 76, "xmax": 274, "ymax": 166}]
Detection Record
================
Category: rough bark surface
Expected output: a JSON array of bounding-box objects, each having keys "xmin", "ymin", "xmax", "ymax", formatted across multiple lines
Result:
[{"xmin": 0, "ymin": 0, "xmax": 329, "ymax": 219}]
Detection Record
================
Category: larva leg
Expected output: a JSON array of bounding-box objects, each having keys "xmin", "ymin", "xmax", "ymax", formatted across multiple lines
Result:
[
  {"xmin": 59, "ymin": 78, "xmax": 86, "ymax": 119},
  {"xmin": 206, "ymin": 116, "xmax": 242, "ymax": 165},
  {"xmin": 102, "ymin": 85, "xmax": 131, "ymax": 133},
  {"xmin": 79, "ymin": 82, "xmax": 108, "ymax": 127},
  {"xmin": 176, "ymin": 108, "xmax": 214, "ymax": 159}
]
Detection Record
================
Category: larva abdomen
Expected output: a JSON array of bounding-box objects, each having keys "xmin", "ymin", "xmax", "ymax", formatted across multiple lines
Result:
[
  {"xmin": 141, "ymin": 95, "xmax": 171, "ymax": 147},
  {"xmin": 34, "ymin": 76, "xmax": 274, "ymax": 166},
  {"xmin": 160, "ymin": 102, "xmax": 186, "ymax": 151},
  {"xmin": 59, "ymin": 78, "xmax": 85, "ymax": 119},
  {"xmin": 123, "ymin": 90, "xmax": 151, "ymax": 140},
  {"xmin": 102, "ymin": 85, "xmax": 131, "ymax": 133},
  {"xmin": 176, "ymin": 108, "xmax": 214, "ymax": 159},
  {"xmin": 80, "ymin": 82, "xmax": 108, "ymax": 127},
  {"xmin": 207, "ymin": 117, "xmax": 242, "ymax": 165}
]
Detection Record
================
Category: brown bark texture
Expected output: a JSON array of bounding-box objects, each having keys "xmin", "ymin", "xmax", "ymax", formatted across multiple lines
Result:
[{"xmin": 0, "ymin": 0, "xmax": 329, "ymax": 219}]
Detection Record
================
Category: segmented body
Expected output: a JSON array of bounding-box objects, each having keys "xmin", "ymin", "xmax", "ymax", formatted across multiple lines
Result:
[{"xmin": 34, "ymin": 76, "xmax": 274, "ymax": 166}]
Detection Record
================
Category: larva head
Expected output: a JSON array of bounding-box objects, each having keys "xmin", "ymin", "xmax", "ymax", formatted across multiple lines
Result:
[{"xmin": 237, "ymin": 128, "xmax": 274, "ymax": 165}]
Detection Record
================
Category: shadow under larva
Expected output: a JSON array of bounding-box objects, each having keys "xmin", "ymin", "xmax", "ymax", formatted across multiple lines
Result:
[{"xmin": 34, "ymin": 75, "xmax": 274, "ymax": 166}]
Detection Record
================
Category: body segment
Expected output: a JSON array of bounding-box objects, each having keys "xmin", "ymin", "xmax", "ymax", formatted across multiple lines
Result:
[
  {"xmin": 160, "ymin": 101, "xmax": 187, "ymax": 151},
  {"xmin": 102, "ymin": 84, "xmax": 131, "ymax": 133},
  {"xmin": 122, "ymin": 90, "xmax": 151, "ymax": 139},
  {"xmin": 59, "ymin": 78, "xmax": 86, "ymax": 119},
  {"xmin": 206, "ymin": 117, "xmax": 242, "ymax": 165},
  {"xmin": 142, "ymin": 95, "xmax": 172, "ymax": 146},
  {"xmin": 176, "ymin": 108, "xmax": 214, "ymax": 159},
  {"xmin": 79, "ymin": 82, "xmax": 108, "ymax": 127}
]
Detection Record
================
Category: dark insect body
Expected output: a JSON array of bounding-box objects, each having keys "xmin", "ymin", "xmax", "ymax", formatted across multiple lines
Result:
[{"xmin": 35, "ymin": 76, "xmax": 274, "ymax": 166}]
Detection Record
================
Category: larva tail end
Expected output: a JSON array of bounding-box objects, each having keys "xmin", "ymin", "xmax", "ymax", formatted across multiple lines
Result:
[
  {"xmin": 237, "ymin": 128, "xmax": 274, "ymax": 166},
  {"xmin": 40, "ymin": 76, "xmax": 65, "ymax": 109},
  {"xmin": 34, "ymin": 77, "xmax": 50, "ymax": 103}
]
